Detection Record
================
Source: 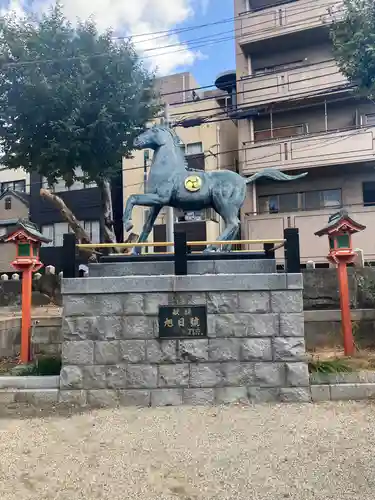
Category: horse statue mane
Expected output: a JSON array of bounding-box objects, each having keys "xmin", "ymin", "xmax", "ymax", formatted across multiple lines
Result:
[{"xmin": 154, "ymin": 124, "xmax": 183, "ymax": 147}]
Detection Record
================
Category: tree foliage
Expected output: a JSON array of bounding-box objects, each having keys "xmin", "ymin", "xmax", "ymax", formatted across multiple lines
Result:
[
  {"xmin": 331, "ymin": 0, "xmax": 375, "ymax": 99},
  {"xmin": 0, "ymin": 3, "xmax": 160, "ymax": 187}
]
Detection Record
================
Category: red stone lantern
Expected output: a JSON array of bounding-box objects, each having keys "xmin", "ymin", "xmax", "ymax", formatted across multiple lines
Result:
[
  {"xmin": 315, "ymin": 210, "xmax": 366, "ymax": 356},
  {"xmin": 3, "ymin": 219, "xmax": 51, "ymax": 363}
]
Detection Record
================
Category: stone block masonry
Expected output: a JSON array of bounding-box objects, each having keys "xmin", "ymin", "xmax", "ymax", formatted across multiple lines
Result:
[{"xmin": 60, "ymin": 273, "xmax": 310, "ymax": 406}]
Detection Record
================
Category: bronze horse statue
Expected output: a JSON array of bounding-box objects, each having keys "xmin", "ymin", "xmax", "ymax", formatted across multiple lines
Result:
[{"xmin": 123, "ymin": 125, "xmax": 307, "ymax": 253}]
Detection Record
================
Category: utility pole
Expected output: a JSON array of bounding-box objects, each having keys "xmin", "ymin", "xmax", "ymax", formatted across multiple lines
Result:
[{"xmin": 163, "ymin": 103, "xmax": 174, "ymax": 252}]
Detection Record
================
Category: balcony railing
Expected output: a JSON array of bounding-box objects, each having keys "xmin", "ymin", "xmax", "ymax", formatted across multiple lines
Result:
[
  {"xmin": 237, "ymin": 0, "xmax": 343, "ymax": 46},
  {"xmin": 244, "ymin": 204, "xmax": 375, "ymax": 262},
  {"xmin": 238, "ymin": 60, "xmax": 348, "ymax": 107},
  {"xmin": 242, "ymin": 125, "xmax": 375, "ymax": 174}
]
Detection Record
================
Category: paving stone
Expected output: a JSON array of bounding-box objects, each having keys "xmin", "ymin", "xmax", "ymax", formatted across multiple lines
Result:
[
  {"xmin": 247, "ymin": 387, "xmax": 280, "ymax": 402},
  {"xmin": 87, "ymin": 389, "xmax": 119, "ymax": 407},
  {"xmin": 122, "ymin": 316, "xmax": 156, "ymax": 339},
  {"xmin": 209, "ymin": 313, "xmax": 278, "ymax": 337},
  {"xmin": 118, "ymin": 390, "xmax": 151, "ymax": 407},
  {"xmin": 120, "ymin": 340, "xmax": 146, "ymax": 363},
  {"xmin": 330, "ymin": 383, "xmax": 375, "ymax": 401},
  {"xmin": 206, "ymin": 292, "xmax": 238, "ymax": 313},
  {"xmin": 183, "ymin": 388, "xmax": 214, "ymax": 405},
  {"xmin": 271, "ymin": 291, "xmax": 303, "ymax": 313},
  {"xmin": 106, "ymin": 364, "xmax": 127, "ymax": 389},
  {"xmin": 221, "ymin": 362, "xmax": 255, "ymax": 386},
  {"xmin": 208, "ymin": 339, "xmax": 240, "ymax": 361},
  {"xmin": 179, "ymin": 340, "xmax": 208, "ymax": 362},
  {"xmin": 14, "ymin": 389, "xmax": 59, "ymax": 404},
  {"xmin": 310, "ymin": 385, "xmax": 331, "ymax": 402},
  {"xmin": 279, "ymin": 387, "xmax": 311, "ymax": 402},
  {"xmin": 279, "ymin": 313, "xmax": 304, "ymax": 337},
  {"xmin": 241, "ymin": 338, "xmax": 272, "ymax": 361},
  {"xmin": 158, "ymin": 364, "xmax": 189, "ymax": 387},
  {"xmin": 82, "ymin": 365, "xmax": 107, "ymax": 389},
  {"xmin": 254, "ymin": 362, "xmax": 285, "ymax": 387},
  {"xmin": 147, "ymin": 340, "xmax": 177, "ymax": 363},
  {"xmin": 62, "ymin": 340, "xmax": 94, "ymax": 365},
  {"xmin": 171, "ymin": 292, "xmax": 206, "ymax": 306},
  {"xmin": 59, "ymin": 390, "xmax": 87, "ymax": 405},
  {"xmin": 238, "ymin": 292, "xmax": 270, "ymax": 313},
  {"xmin": 144, "ymin": 293, "xmax": 170, "ymax": 315},
  {"xmin": 126, "ymin": 365, "xmax": 157, "ymax": 388},
  {"xmin": 63, "ymin": 316, "xmax": 123, "ymax": 341},
  {"xmin": 190, "ymin": 363, "xmax": 222, "ymax": 387},
  {"xmin": 285, "ymin": 362, "xmax": 310, "ymax": 387},
  {"xmin": 151, "ymin": 389, "xmax": 183, "ymax": 406},
  {"xmin": 273, "ymin": 337, "xmax": 306, "ymax": 361},
  {"xmin": 123, "ymin": 294, "xmax": 144, "ymax": 315},
  {"xmin": 215, "ymin": 387, "xmax": 248, "ymax": 405},
  {"xmin": 64, "ymin": 294, "xmax": 124, "ymax": 316},
  {"xmin": 94, "ymin": 341, "xmax": 120, "ymax": 364},
  {"xmin": 60, "ymin": 366, "xmax": 83, "ymax": 389}
]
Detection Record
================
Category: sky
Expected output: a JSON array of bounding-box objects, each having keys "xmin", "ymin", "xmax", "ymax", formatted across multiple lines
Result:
[{"xmin": 0, "ymin": 0, "xmax": 235, "ymax": 88}]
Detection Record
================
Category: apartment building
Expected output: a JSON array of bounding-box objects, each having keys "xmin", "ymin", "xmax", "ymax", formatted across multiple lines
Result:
[
  {"xmin": 123, "ymin": 72, "xmax": 238, "ymax": 248},
  {"xmin": 235, "ymin": 0, "xmax": 375, "ymax": 263}
]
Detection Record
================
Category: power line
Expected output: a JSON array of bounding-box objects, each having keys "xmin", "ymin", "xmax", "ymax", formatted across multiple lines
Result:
[{"xmin": 0, "ymin": 1, "xmax": 336, "ymax": 76}]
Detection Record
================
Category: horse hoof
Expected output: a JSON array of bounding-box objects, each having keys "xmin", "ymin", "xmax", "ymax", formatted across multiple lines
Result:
[
  {"xmin": 203, "ymin": 247, "xmax": 217, "ymax": 254},
  {"xmin": 124, "ymin": 220, "xmax": 134, "ymax": 232}
]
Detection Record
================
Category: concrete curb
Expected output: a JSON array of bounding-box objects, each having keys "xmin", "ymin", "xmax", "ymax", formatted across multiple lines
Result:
[{"xmin": 0, "ymin": 375, "xmax": 59, "ymax": 389}]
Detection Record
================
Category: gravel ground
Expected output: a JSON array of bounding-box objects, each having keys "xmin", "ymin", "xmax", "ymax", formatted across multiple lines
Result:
[{"xmin": 0, "ymin": 401, "xmax": 374, "ymax": 500}]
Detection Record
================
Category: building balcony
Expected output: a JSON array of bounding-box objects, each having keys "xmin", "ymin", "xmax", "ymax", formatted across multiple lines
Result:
[
  {"xmin": 244, "ymin": 204, "xmax": 375, "ymax": 263},
  {"xmin": 242, "ymin": 125, "xmax": 375, "ymax": 175},
  {"xmin": 237, "ymin": 0, "xmax": 343, "ymax": 48},
  {"xmin": 239, "ymin": 60, "xmax": 348, "ymax": 107}
]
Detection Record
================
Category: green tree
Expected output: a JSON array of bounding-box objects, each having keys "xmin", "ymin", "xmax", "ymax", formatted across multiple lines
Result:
[
  {"xmin": 331, "ymin": 0, "xmax": 375, "ymax": 99},
  {"xmin": 0, "ymin": 3, "xmax": 159, "ymax": 245}
]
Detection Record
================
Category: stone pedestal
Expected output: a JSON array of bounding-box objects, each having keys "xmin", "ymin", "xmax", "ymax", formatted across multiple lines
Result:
[{"xmin": 60, "ymin": 271, "xmax": 310, "ymax": 406}]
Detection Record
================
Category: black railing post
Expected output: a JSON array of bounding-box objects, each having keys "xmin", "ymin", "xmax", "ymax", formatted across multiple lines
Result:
[
  {"xmin": 174, "ymin": 231, "xmax": 187, "ymax": 275},
  {"xmin": 284, "ymin": 228, "xmax": 301, "ymax": 273},
  {"xmin": 263, "ymin": 243, "xmax": 275, "ymax": 259},
  {"xmin": 62, "ymin": 233, "xmax": 77, "ymax": 278}
]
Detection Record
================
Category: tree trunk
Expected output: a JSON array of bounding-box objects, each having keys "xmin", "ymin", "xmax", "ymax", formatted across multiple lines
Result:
[
  {"xmin": 96, "ymin": 177, "xmax": 120, "ymax": 253},
  {"xmin": 39, "ymin": 188, "xmax": 97, "ymax": 261}
]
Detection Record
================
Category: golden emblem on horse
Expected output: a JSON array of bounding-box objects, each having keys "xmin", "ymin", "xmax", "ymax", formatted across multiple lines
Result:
[{"xmin": 184, "ymin": 175, "xmax": 202, "ymax": 192}]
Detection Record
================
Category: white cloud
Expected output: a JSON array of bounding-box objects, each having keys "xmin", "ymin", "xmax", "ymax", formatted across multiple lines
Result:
[{"xmin": 1, "ymin": 0, "xmax": 207, "ymax": 75}]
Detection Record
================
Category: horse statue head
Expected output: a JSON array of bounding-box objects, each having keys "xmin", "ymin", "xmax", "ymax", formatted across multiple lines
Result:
[{"xmin": 134, "ymin": 124, "xmax": 182, "ymax": 150}]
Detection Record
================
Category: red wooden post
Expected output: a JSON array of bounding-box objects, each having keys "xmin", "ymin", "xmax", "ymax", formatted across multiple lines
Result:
[
  {"xmin": 20, "ymin": 267, "xmax": 32, "ymax": 363},
  {"xmin": 337, "ymin": 260, "xmax": 354, "ymax": 356}
]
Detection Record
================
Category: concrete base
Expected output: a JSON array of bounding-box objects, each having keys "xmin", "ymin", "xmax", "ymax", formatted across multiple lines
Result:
[{"xmin": 89, "ymin": 259, "xmax": 277, "ymax": 277}]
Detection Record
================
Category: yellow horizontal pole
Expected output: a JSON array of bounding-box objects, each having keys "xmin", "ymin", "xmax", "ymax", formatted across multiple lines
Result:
[{"xmin": 77, "ymin": 238, "xmax": 285, "ymax": 250}]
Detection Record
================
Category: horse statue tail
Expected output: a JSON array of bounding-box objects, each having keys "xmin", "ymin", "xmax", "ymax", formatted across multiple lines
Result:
[{"xmin": 245, "ymin": 168, "xmax": 308, "ymax": 184}]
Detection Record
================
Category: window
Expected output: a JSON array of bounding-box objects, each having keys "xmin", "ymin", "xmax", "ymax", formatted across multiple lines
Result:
[
  {"xmin": 4, "ymin": 197, "xmax": 11, "ymax": 210},
  {"xmin": 1, "ymin": 180, "xmax": 26, "ymax": 193},
  {"xmin": 185, "ymin": 142, "xmax": 203, "ymax": 155},
  {"xmin": 363, "ymin": 182, "xmax": 375, "ymax": 206},
  {"xmin": 259, "ymin": 189, "xmax": 341, "ymax": 214},
  {"xmin": 54, "ymin": 222, "xmax": 69, "ymax": 247},
  {"xmin": 41, "ymin": 225, "xmax": 54, "ymax": 246},
  {"xmin": 365, "ymin": 114, "xmax": 375, "ymax": 126},
  {"xmin": 254, "ymin": 124, "xmax": 308, "ymax": 142},
  {"xmin": 42, "ymin": 167, "xmax": 95, "ymax": 192},
  {"xmin": 81, "ymin": 220, "xmax": 100, "ymax": 244}
]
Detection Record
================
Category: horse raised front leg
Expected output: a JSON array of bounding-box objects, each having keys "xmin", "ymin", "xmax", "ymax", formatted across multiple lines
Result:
[
  {"xmin": 131, "ymin": 205, "xmax": 162, "ymax": 255},
  {"xmin": 123, "ymin": 194, "xmax": 165, "ymax": 233}
]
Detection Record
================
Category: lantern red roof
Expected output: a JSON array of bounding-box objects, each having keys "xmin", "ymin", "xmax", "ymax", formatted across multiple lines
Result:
[{"xmin": 315, "ymin": 209, "xmax": 366, "ymax": 237}]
